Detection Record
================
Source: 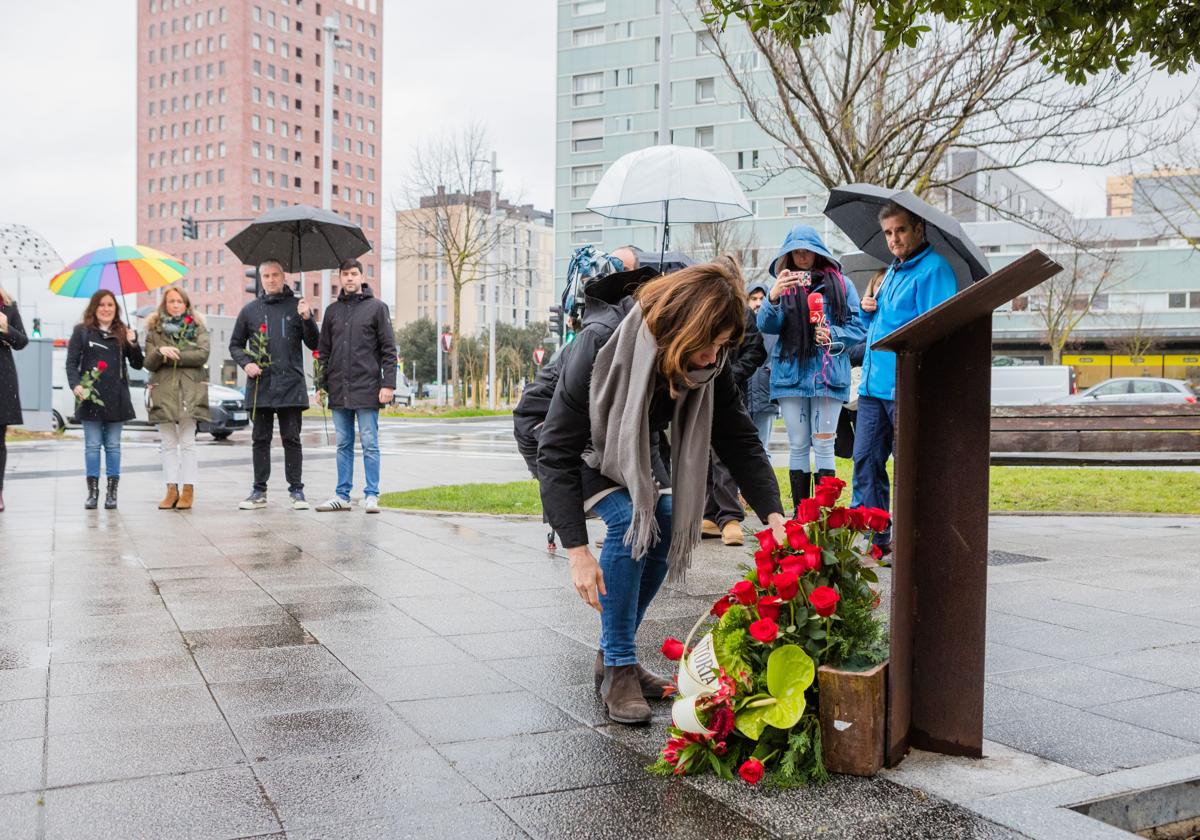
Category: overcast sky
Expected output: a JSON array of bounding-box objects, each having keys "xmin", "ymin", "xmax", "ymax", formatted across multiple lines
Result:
[{"xmin": 0, "ymin": 1, "xmax": 1193, "ymax": 286}]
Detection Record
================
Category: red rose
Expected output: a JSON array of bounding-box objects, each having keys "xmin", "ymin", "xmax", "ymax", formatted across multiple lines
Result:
[
  {"xmin": 814, "ymin": 483, "xmax": 840, "ymax": 508},
  {"xmin": 796, "ymin": 497, "xmax": 822, "ymax": 523},
  {"xmin": 731, "ymin": 580, "xmax": 757, "ymax": 606},
  {"xmin": 773, "ymin": 570, "xmax": 799, "ymax": 601},
  {"xmin": 803, "ymin": 545, "xmax": 822, "ymax": 572},
  {"xmin": 708, "ymin": 707, "xmax": 735, "ymax": 740},
  {"xmin": 848, "ymin": 507, "xmax": 869, "ymax": 530},
  {"xmin": 870, "ymin": 544, "xmax": 883, "ymax": 561},
  {"xmin": 817, "ymin": 474, "xmax": 846, "ymax": 494},
  {"xmin": 738, "ymin": 758, "xmax": 765, "ymax": 785},
  {"xmin": 757, "ymin": 596, "xmax": 783, "ymax": 622},
  {"xmin": 748, "ymin": 617, "xmax": 778, "ymax": 643},
  {"xmin": 784, "ymin": 520, "xmax": 808, "ymax": 550},
  {"xmin": 259, "ymin": 323, "xmax": 269, "ymax": 333},
  {"xmin": 809, "ymin": 585, "xmax": 840, "ymax": 617},
  {"xmin": 661, "ymin": 637, "xmax": 685, "ymax": 661},
  {"xmin": 779, "ymin": 556, "xmax": 804, "ymax": 578},
  {"xmin": 755, "ymin": 562, "xmax": 773, "ymax": 589},
  {"xmin": 183, "ymin": 315, "xmax": 193, "ymax": 324},
  {"xmin": 826, "ymin": 507, "xmax": 850, "ymax": 529},
  {"xmin": 865, "ymin": 507, "xmax": 891, "ymax": 532},
  {"xmin": 312, "ymin": 350, "xmax": 320, "ymax": 359},
  {"xmin": 96, "ymin": 361, "xmax": 108, "ymax": 372},
  {"xmin": 755, "ymin": 528, "xmax": 778, "ymax": 553},
  {"xmin": 711, "ymin": 596, "xmax": 732, "ymax": 619}
]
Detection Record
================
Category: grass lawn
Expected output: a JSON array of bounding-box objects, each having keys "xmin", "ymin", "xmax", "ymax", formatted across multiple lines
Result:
[
  {"xmin": 380, "ymin": 460, "xmax": 1200, "ymax": 516},
  {"xmin": 303, "ymin": 406, "xmax": 511, "ymax": 419},
  {"xmin": 7, "ymin": 429, "xmax": 58, "ymax": 442}
]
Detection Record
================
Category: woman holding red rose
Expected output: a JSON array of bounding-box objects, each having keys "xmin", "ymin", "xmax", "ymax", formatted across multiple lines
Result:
[
  {"xmin": 66, "ymin": 290, "xmax": 144, "ymax": 509},
  {"xmin": 537, "ymin": 258, "xmax": 788, "ymax": 726},
  {"xmin": 144, "ymin": 287, "xmax": 210, "ymax": 510}
]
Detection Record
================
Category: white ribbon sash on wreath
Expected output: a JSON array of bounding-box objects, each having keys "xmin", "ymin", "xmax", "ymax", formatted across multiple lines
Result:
[{"xmin": 671, "ymin": 612, "xmax": 722, "ymax": 734}]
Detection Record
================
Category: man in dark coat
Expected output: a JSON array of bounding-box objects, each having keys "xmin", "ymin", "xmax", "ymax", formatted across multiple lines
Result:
[
  {"xmin": 229, "ymin": 259, "xmax": 319, "ymax": 510},
  {"xmin": 701, "ymin": 300, "xmax": 767, "ymax": 546},
  {"xmin": 314, "ymin": 259, "xmax": 397, "ymax": 514}
]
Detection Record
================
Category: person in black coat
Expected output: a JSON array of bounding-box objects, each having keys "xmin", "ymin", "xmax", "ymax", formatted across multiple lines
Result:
[
  {"xmin": 228, "ymin": 259, "xmax": 319, "ymax": 510},
  {"xmin": 65, "ymin": 290, "xmax": 145, "ymax": 510},
  {"xmin": 314, "ymin": 259, "xmax": 397, "ymax": 513},
  {"xmin": 701, "ymin": 299, "xmax": 768, "ymax": 546},
  {"xmin": 0, "ymin": 287, "xmax": 30, "ymax": 513}
]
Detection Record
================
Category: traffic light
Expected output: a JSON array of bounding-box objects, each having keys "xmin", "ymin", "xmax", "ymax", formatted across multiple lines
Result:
[
  {"xmin": 181, "ymin": 216, "xmax": 199, "ymax": 240},
  {"xmin": 30, "ymin": 317, "xmax": 42, "ymax": 338},
  {"xmin": 244, "ymin": 267, "xmax": 261, "ymax": 296},
  {"xmin": 548, "ymin": 305, "xmax": 563, "ymax": 340}
]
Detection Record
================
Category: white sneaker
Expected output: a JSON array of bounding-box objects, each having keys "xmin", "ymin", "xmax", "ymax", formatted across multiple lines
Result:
[
  {"xmin": 315, "ymin": 496, "xmax": 352, "ymax": 512},
  {"xmin": 364, "ymin": 495, "xmax": 380, "ymax": 514}
]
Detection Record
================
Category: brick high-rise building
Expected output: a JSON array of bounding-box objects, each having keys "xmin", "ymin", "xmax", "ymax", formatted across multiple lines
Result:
[{"xmin": 137, "ymin": 0, "xmax": 384, "ymax": 318}]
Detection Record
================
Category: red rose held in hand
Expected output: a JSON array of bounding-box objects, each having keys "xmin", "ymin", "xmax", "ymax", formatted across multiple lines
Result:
[
  {"xmin": 731, "ymin": 579, "xmax": 758, "ymax": 606},
  {"xmin": 259, "ymin": 323, "xmax": 268, "ymax": 333},
  {"xmin": 661, "ymin": 637, "xmax": 685, "ymax": 661},
  {"xmin": 96, "ymin": 361, "xmax": 107, "ymax": 372},
  {"xmin": 738, "ymin": 758, "xmax": 766, "ymax": 785},
  {"xmin": 749, "ymin": 617, "xmax": 778, "ymax": 643},
  {"xmin": 809, "ymin": 585, "xmax": 840, "ymax": 617},
  {"xmin": 773, "ymin": 570, "xmax": 799, "ymax": 601},
  {"xmin": 312, "ymin": 350, "xmax": 320, "ymax": 359}
]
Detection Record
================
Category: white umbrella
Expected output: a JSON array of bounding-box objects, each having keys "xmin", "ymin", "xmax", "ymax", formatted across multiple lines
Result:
[{"xmin": 587, "ymin": 145, "xmax": 752, "ymax": 262}]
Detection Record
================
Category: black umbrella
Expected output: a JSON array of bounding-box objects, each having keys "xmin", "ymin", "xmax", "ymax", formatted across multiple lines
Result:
[
  {"xmin": 225, "ymin": 204, "xmax": 371, "ymax": 273},
  {"xmin": 823, "ymin": 184, "xmax": 991, "ymax": 290}
]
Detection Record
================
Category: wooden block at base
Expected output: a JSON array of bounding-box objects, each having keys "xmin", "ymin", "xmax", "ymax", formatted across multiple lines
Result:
[{"xmin": 818, "ymin": 661, "xmax": 887, "ymax": 776}]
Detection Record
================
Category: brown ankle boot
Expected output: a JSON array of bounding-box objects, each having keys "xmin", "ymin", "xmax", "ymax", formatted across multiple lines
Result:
[
  {"xmin": 594, "ymin": 651, "xmax": 676, "ymax": 700},
  {"xmin": 176, "ymin": 484, "xmax": 194, "ymax": 510},
  {"xmin": 600, "ymin": 665, "xmax": 652, "ymax": 725},
  {"xmin": 158, "ymin": 484, "xmax": 179, "ymax": 510}
]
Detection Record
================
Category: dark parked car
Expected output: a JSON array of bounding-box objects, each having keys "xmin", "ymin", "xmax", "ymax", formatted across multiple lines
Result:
[{"xmin": 198, "ymin": 383, "xmax": 250, "ymax": 440}]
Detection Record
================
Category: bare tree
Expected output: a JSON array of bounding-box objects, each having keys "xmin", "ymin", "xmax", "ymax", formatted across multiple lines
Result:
[
  {"xmin": 683, "ymin": 220, "xmax": 760, "ymax": 274},
  {"xmin": 697, "ymin": 0, "xmax": 1190, "ymax": 227},
  {"xmin": 392, "ymin": 124, "xmax": 503, "ymax": 406},
  {"xmin": 1104, "ymin": 305, "xmax": 1160, "ymax": 358}
]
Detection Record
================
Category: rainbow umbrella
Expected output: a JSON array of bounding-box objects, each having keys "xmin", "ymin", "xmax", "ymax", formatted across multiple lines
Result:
[{"xmin": 48, "ymin": 244, "xmax": 188, "ymax": 299}]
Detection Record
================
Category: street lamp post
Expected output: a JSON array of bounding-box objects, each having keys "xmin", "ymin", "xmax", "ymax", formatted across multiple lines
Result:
[
  {"xmin": 321, "ymin": 16, "xmax": 350, "ymax": 318},
  {"xmin": 474, "ymin": 152, "xmax": 502, "ymax": 410}
]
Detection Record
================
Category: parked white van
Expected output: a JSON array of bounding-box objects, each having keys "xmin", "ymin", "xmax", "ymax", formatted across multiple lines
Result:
[{"xmin": 991, "ymin": 365, "xmax": 1076, "ymax": 405}]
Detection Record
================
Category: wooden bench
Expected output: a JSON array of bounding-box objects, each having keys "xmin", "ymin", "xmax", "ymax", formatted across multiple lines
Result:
[{"xmin": 990, "ymin": 404, "xmax": 1200, "ymax": 452}]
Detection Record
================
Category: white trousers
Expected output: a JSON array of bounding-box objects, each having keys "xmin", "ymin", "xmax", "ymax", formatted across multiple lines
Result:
[{"xmin": 159, "ymin": 417, "xmax": 198, "ymax": 485}]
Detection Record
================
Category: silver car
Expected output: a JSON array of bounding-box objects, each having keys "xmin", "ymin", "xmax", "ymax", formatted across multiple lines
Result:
[{"xmin": 1053, "ymin": 377, "xmax": 1197, "ymax": 405}]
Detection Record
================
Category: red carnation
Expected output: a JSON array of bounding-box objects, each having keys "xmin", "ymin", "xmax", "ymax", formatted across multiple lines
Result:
[
  {"xmin": 814, "ymin": 483, "xmax": 840, "ymax": 508},
  {"xmin": 803, "ymin": 545, "xmax": 823, "ymax": 572},
  {"xmin": 731, "ymin": 579, "xmax": 758, "ymax": 606},
  {"xmin": 96, "ymin": 360, "xmax": 108, "ymax": 372},
  {"xmin": 708, "ymin": 707, "xmax": 735, "ymax": 740},
  {"xmin": 827, "ymin": 507, "xmax": 850, "ymax": 529},
  {"xmin": 773, "ymin": 570, "xmax": 799, "ymax": 601},
  {"xmin": 259, "ymin": 323, "xmax": 268, "ymax": 333},
  {"xmin": 755, "ymin": 528, "xmax": 778, "ymax": 553},
  {"xmin": 809, "ymin": 585, "xmax": 840, "ymax": 617},
  {"xmin": 796, "ymin": 497, "xmax": 822, "ymax": 523},
  {"xmin": 738, "ymin": 757, "xmax": 765, "ymax": 785},
  {"xmin": 748, "ymin": 617, "xmax": 778, "ymax": 643},
  {"xmin": 757, "ymin": 596, "xmax": 783, "ymax": 622},
  {"xmin": 711, "ymin": 596, "xmax": 732, "ymax": 619},
  {"xmin": 661, "ymin": 637, "xmax": 685, "ymax": 661},
  {"xmin": 865, "ymin": 507, "xmax": 891, "ymax": 532}
]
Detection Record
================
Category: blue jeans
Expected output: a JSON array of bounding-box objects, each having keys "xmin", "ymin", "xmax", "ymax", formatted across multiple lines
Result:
[
  {"xmin": 752, "ymin": 410, "xmax": 776, "ymax": 454},
  {"xmin": 778, "ymin": 396, "xmax": 842, "ymax": 471},
  {"xmin": 82, "ymin": 421, "xmax": 123, "ymax": 478},
  {"xmin": 851, "ymin": 396, "xmax": 896, "ymax": 545},
  {"xmin": 594, "ymin": 489, "xmax": 673, "ymax": 667},
  {"xmin": 331, "ymin": 408, "xmax": 381, "ymax": 498}
]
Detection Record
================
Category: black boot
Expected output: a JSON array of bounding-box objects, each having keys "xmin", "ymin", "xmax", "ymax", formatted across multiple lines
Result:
[
  {"xmin": 788, "ymin": 470, "xmax": 811, "ymax": 514},
  {"xmin": 104, "ymin": 476, "xmax": 119, "ymax": 510},
  {"xmin": 816, "ymin": 468, "xmax": 837, "ymax": 488},
  {"xmin": 85, "ymin": 477, "xmax": 99, "ymax": 510}
]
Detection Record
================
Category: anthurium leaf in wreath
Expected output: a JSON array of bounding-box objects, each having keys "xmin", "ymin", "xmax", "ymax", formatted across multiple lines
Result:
[{"xmin": 734, "ymin": 644, "xmax": 815, "ymax": 740}]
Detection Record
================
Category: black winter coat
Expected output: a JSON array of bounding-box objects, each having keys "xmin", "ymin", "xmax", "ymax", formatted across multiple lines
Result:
[
  {"xmin": 729, "ymin": 307, "xmax": 767, "ymax": 390},
  {"xmin": 0, "ymin": 300, "xmax": 29, "ymax": 426},
  {"xmin": 229, "ymin": 286, "xmax": 319, "ymax": 410},
  {"xmin": 536, "ymin": 313, "xmax": 785, "ymax": 551},
  {"xmin": 65, "ymin": 325, "xmax": 145, "ymax": 423},
  {"xmin": 316, "ymin": 285, "xmax": 397, "ymax": 410}
]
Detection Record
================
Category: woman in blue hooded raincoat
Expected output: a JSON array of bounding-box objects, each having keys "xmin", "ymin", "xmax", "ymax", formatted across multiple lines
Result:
[{"xmin": 757, "ymin": 225, "xmax": 865, "ymax": 511}]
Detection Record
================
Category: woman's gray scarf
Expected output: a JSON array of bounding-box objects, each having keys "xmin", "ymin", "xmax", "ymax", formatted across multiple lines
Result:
[{"xmin": 583, "ymin": 304, "xmax": 719, "ymax": 583}]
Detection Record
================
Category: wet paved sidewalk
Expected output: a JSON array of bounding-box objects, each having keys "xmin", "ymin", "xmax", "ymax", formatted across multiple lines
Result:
[{"xmin": 2, "ymin": 432, "xmax": 1198, "ymax": 839}]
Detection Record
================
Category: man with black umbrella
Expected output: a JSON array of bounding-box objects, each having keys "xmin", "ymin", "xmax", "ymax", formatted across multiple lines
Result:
[
  {"xmin": 853, "ymin": 202, "xmax": 957, "ymax": 555},
  {"xmin": 229, "ymin": 259, "xmax": 320, "ymax": 510}
]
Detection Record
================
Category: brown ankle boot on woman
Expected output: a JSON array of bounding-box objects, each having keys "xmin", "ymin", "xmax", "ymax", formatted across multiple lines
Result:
[
  {"xmin": 176, "ymin": 485, "xmax": 194, "ymax": 510},
  {"xmin": 158, "ymin": 484, "xmax": 179, "ymax": 510},
  {"xmin": 600, "ymin": 665, "xmax": 652, "ymax": 725}
]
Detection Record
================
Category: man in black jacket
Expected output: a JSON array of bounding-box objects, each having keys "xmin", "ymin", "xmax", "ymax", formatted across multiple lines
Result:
[
  {"xmin": 701, "ymin": 303, "xmax": 767, "ymax": 546},
  {"xmin": 314, "ymin": 259, "xmax": 397, "ymax": 514},
  {"xmin": 229, "ymin": 259, "xmax": 319, "ymax": 510}
]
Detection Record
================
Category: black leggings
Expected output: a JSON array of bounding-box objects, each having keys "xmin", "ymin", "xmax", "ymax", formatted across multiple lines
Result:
[{"xmin": 0, "ymin": 425, "xmax": 7, "ymax": 490}]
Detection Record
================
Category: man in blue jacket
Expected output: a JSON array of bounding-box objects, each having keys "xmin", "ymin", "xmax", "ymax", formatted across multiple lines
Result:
[{"xmin": 853, "ymin": 203, "xmax": 957, "ymax": 554}]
